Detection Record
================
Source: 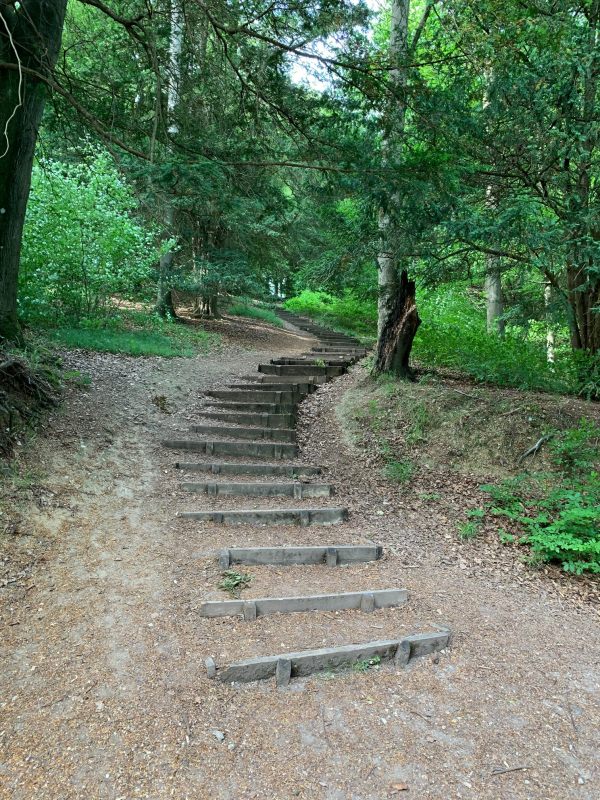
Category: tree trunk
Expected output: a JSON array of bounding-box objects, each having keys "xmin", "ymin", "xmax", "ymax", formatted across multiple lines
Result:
[
  {"xmin": 154, "ymin": 0, "xmax": 183, "ymax": 318},
  {"xmin": 566, "ymin": 260, "xmax": 600, "ymax": 354},
  {"xmin": 155, "ymin": 204, "xmax": 176, "ymax": 318},
  {"xmin": 544, "ymin": 282, "xmax": 555, "ymax": 364},
  {"xmin": 376, "ymin": 0, "xmax": 409, "ymax": 339},
  {"xmin": 191, "ymin": 294, "xmax": 219, "ymax": 318},
  {"xmin": 564, "ymin": 1, "xmax": 600, "ymax": 355},
  {"xmin": 0, "ymin": 0, "xmax": 67, "ymax": 341},
  {"xmin": 374, "ymin": 270, "xmax": 421, "ymax": 378},
  {"xmin": 485, "ymin": 268, "xmax": 505, "ymax": 335}
]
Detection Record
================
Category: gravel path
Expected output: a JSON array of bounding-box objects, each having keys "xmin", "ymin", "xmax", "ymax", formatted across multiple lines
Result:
[{"xmin": 1, "ymin": 319, "xmax": 598, "ymax": 800}]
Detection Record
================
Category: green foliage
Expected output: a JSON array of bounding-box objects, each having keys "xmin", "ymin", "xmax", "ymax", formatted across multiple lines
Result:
[
  {"xmin": 413, "ymin": 287, "xmax": 580, "ymax": 395},
  {"xmin": 352, "ymin": 655, "xmax": 381, "ymax": 673},
  {"xmin": 50, "ymin": 328, "xmax": 195, "ymax": 358},
  {"xmin": 405, "ymin": 401, "xmax": 429, "ymax": 444},
  {"xmin": 218, "ymin": 569, "xmax": 252, "ymax": 598},
  {"xmin": 49, "ymin": 311, "xmax": 219, "ymax": 358},
  {"xmin": 63, "ymin": 369, "xmax": 92, "ymax": 388},
  {"xmin": 548, "ymin": 420, "xmax": 600, "ymax": 477},
  {"xmin": 383, "ymin": 459, "xmax": 414, "ymax": 484},
  {"xmin": 226, "ymin": 299, "xmax": 283, "ymax": 327},
  {"xmin": 285, "ymin": 285, "xmax": 596, "ymax": 396},
  {"xmin": 19, "ymin": 151, "xmax": 166, "ymax": 326},
  {"xmin": 284, "ymin": 290, "xmax": 377, "ymax": 339},
  {"xmin": 458, "ymin": 508, "xmax": 485, "ymax": 540},
  {"xmin": 480, "ymin": 421, "xmax": 600, "ymax": 574}
]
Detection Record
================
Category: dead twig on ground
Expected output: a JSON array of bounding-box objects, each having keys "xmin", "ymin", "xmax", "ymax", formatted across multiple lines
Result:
[
  {"xmin": 491, "ymin": 765, "xmax": 531, "ymax": 776},
  {"xmin": 446, "ymin": 386, "xmax": 486, "ymax": 402},
  {"xmin": 518, "ymin": 434, "xmax": 553, "ymax": 464}
]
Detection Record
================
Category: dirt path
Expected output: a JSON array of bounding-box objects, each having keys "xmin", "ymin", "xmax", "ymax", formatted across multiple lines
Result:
[{"xmin": 1, "ymin": 319, "xmax": 599, "ymax": 800}]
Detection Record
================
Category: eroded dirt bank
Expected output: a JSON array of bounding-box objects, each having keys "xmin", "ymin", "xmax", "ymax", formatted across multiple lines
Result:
[{"xmin": 1, "ymin": 322, "xmax": 599, "ymax": 800}]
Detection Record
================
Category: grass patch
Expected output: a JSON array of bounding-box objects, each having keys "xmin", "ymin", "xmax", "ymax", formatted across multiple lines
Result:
[
  {"xmin": 383, "ymin": 459, "xmax": 415, "ymax": 484},
  {"xmin": 458, "ymin": 509, "xmax": 485, "ymax": 539},
  {"xmin": 227, "ymin": 300, "xmax": 283, "ymax": 327},
  {"xmin": 48, "ymin": 310, "xmax": 221, "ymax": 358},
  {"xmin": 50, "ymin": 328, "xmax": 196, "ymax": 357},
  {"xmin": 352, "ymin": 655, "xmax": 381, "ymax": 673}
]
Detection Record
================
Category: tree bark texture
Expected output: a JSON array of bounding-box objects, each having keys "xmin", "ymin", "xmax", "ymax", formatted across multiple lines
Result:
[
  {"xmin": 485, "ymin": 268, "xmax": 504, "ymax": 335},
  {"xmin": 154, "ymin": 0, "xmax": 183, "ymax": 317},
  {"xmin": 565, "ymin": 0, "xmax": 599, "ymax": 354},
  {"xmin": 374, "ymin": 270, "xmax": 421, "ymax": 378},
  {"xmin": 0, "ymin": 0, "xmax": 67, "ymax": 341},
  {"xmin": 376, "ymin": 0, "xmax": 409, "ymax": 339}
]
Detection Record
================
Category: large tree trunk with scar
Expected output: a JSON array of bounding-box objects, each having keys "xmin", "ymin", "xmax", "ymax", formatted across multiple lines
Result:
[
  {"xmin": 374, "ymin": 270, "xmax": 421, "ymax": 378},
  {"xmin": 0, "ymin": 0, "xmax": 67, "ymax": 341}
]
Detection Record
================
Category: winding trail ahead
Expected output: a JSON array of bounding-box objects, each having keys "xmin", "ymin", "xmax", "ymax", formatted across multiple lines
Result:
[
  {"xmin": 1, "ymin": 315, "xmax": 598, "ymax": 800},
  {"xmin": 165, "ymin": 312, "xmax": 449, "ymax": 684}
]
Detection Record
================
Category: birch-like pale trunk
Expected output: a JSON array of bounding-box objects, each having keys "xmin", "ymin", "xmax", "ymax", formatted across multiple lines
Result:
[
  {"xmin": 156, "ymin": 0, "xmax": 183, "ymax": 317},
  {"xmin": 482, "ymin": 80, "xmax": 505, "ymax": 335},
  {"xmin": 545, "ymin": 282, "xmax": 555, "ymax": 364},
  {"xmin": 376, "ymin": 0, "xmax": 409, "ymax": 338},
  {"xmin": 485, "ymin": 268, "xmax": 504, "ymax": 334}
]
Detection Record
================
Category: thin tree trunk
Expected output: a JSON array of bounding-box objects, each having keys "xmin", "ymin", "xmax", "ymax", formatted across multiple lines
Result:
[
  {"xmin": 155, "ymin": 0, "xmax": 183, "ymax": 318},
  {"xmin": 564, "ymin": 2, "xmax": 599, "ymax": 355},
  {"xmin": 376, "ymin": 0, "xmax": 409, "ymax": 339},
  {"xmin": 374, "ymin": 0, "xmax": 428, "ymax": 377},
  {"xmin": 485, "ymin": 268, "xmax": 504, "ymax": 335},
  {"xmin": 544, "ymin": 282, "xmax": 555, "ymax": 363},
  {"xmin": 481, "ymin": 73, "xmax": 505, "ymax": 336},
  {"xmin": 0, "ymin": 0, "xmax": 67, "ymax": 341}
]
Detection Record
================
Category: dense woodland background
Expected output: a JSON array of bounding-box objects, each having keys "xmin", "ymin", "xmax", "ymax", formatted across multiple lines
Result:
[{"xmin": 0, "ymin": 0, "xmax": 598, "ymax": 575}]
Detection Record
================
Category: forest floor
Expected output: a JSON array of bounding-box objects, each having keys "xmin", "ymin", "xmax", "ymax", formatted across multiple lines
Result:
[{"xmin": 0, "ymin": 315, "xmax": 598, "ymax": 800}]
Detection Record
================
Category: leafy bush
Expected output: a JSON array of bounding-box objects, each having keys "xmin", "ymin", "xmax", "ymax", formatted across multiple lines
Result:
[
  {"xmin": 480, "ymin": 420, "xmax": 600, "ymax": 574},
  {"xmin": 19, "ymin": 150, "xmax": 166, "ymax": 325},
  {"xmin": 413, "ymin": 287, "xmax": 577, "ymax": 394}
]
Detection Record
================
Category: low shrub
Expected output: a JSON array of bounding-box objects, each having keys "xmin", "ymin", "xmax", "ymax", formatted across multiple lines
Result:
[
  {"xmin": 480, "ymin": 420, "xmax": 600, "ymax": 574},
  {"xmin": 19, "ymin": 149, "xmax": 167, "ymax": 326}
]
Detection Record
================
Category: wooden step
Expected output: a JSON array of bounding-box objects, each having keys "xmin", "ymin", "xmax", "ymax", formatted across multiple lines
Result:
[
  {"xmin": 180, "ymin": 507, "xmax": 348, "ymax": 525},
  {"xmin": 181, "ymin": 481, "xmax": 332, "ymax": 498},
  {"xmin": 205, "ymin": 389, "xmax": 299, "ymax": 404},
  {"xmin": 258, "ymin": 364, "xmax": 344, "ymax": 377},
  {"xmin": 200, "ymin": 588, "xmax": 408, "ymax": 619},
  {"xmin": 190, "ymin": 425, "xmax": 296, "ymax": 442},
  {"xmin": 219, "ymin": 544, "xmax": 382, "ymax": 566},
  {"xmin": 207, "ymin": 401, "xmax": 298, "ymax": 413},
  {"xmin": 175, "ymin": 462, "xmax": 322, "ymax": 477},
  {"xmin": 198, "ymin": 411, "xmax": 296, "ymax": 428},
  {"xmin": 163, "ymin": 440, "xmax": 298, "ymax": 458}
]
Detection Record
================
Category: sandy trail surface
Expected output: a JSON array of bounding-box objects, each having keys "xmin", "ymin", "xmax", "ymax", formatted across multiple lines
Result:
[{"xmin": 1, "ymin": 319, "xmax": 598, "ymax": 800}]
